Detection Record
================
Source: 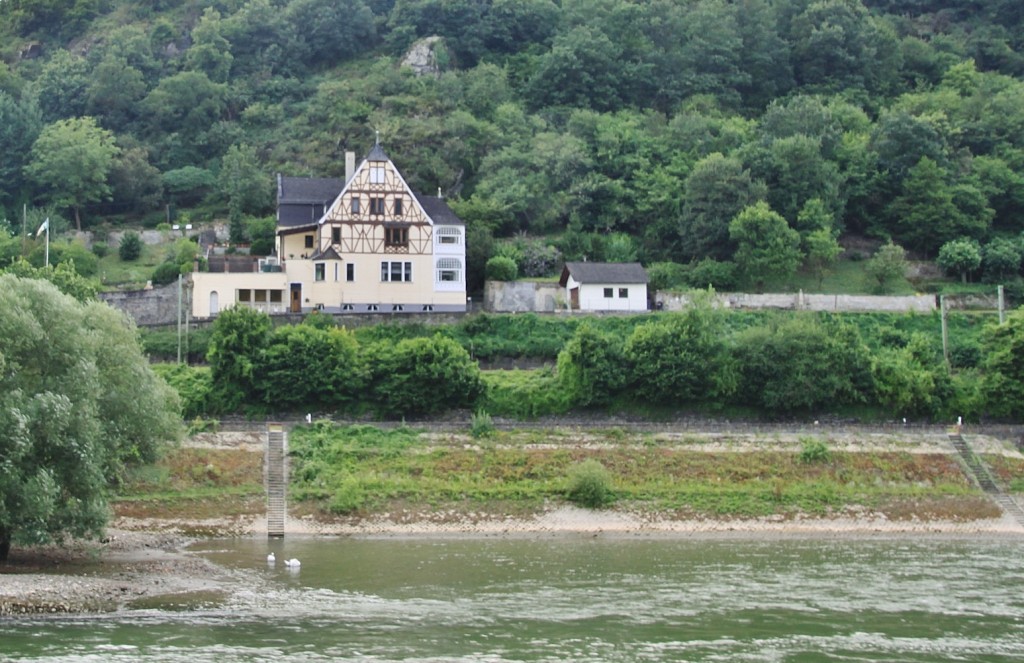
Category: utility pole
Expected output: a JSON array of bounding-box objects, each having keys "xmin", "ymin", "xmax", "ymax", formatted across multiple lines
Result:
[
  {"xmin": 998, "ymin": 285, "xmax": 1005, "ymax": 324},
  {"xmin": 176, "ymin": 274, "xmax": 183, "ymax": 364},
  {"xmin": 940, "ymin": 295, "xmax": 950, "ymax": 369}
]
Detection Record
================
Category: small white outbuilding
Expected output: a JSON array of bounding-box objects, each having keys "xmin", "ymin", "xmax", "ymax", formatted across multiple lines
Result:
[{"xmin": 558, "ymin": 262, "xmax": 648, "ymax": 312}]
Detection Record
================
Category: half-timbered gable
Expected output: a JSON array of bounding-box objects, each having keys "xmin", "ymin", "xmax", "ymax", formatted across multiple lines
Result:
[{"xmin": 190, "ymin": 143, "xmax": 467, "ymax": 318}]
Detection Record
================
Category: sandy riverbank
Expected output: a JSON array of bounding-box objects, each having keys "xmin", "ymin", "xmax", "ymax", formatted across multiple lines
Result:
[{"xmin": 3, "ymin": 505, "xmax": 1023, "ymax": 615}]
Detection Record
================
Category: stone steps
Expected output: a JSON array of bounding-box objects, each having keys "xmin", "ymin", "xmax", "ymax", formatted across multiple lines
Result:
[
  {"xmin": 949, "ymin": 432, "xmax": 1024, "ymax": 526},
  {"xmin": 266, "ymin": 424, "xmax": 287, "ymax": 537}
]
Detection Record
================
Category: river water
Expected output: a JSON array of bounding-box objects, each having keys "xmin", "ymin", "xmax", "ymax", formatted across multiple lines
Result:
[{"xmin": 2, "ymin": 536, "xmax": 1023, "ymax": 662}]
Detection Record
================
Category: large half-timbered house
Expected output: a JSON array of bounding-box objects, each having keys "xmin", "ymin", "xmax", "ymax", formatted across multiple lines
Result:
[{"xmin": 190, "ymin": 143, "xmax": 467, "ymax": 318}]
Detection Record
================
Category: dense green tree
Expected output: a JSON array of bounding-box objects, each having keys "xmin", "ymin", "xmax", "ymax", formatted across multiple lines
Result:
[
  {"xmin": 871, "ymin": 338, "xmax": 948, "ymax": 418},
  {"xmin": 748, "ymin": 134, "xmax": 844, "ymax": 225},
  {"xmin": 1, "ymin": 258, "xmax": 98, "ymax": 302},
  {"xmin": 556, "ymin": 322, "xmax": 626, "ymax": 408},
  {"xmin": 804, "ymin": 227, "xmax": 842, "ymax": 289},
  {"xmin": 865, "ymin": 241, "xmax": 908, "ymax": 292},
  {"xmin": 889, "ymin": 157, "xmax": 968, "ymax": 255},
  {"xmin": 981, "ymin": 307, "xmax": 1024, "ymax": 419},
  {"xmin": 624, "ymin": 300, "xmax": 734, "ymax": 405},
  {"xmin": 732, "ymin": 315, "xmax": 872, "ymax": 413},
  {"xmin": 118, "ymin": 231, "xmax": 142, "ymax": 261},
  {"xmin": 206, "ymin": 305, "xmax": 273, "ymax": 412},
  {"xmin": 368, "ymin": 335, "xmax": 483, "ymax": 416},
  {"xmin": 286, "ymin": 0, "xmax": 376, "ymax": 67},
  {"xmin": 735, "ymin": 0, "xmax": 794, "ymax": 110},
  {"xmin": 982, "ymin": 238, "xmax": 1021, "ymax": 283},
  {"xmin": 26, "ymin": 50, "xmax": 90, "ymax": 122},
  {"xmin": 254, "ymin": 324, "xmax": 363, "ymax": 410},
  {"xmin": 185, "ymin": 9, "xmax": 234, "ymax": 83},
  {"xmin": 108, "ymin": 140, "xmax": 163, "ymax": 214},
  {"xmin": 0, "ymin": 274, "xmax": 181, "ymax": 560},
  {"xmin": 729, "ymin": 202, "xmax": 803, "ymax": 291},
  {"xmin": 680, "ymin": 153, "xmax": 767, "ymax": 261},
  {"xmin": 789, "ymin": 0, "xmax": 902, "ymax": 95},
  {"xmin": 526, "ymin": 26, "xmax": 630, "ymax": 112},
  {"xmin": 937, "ymin": 238, "xmax": 982, "ymax": 283},
  {"xmin": 25, "ymin": 117, "xmax": 120, "ymax": 230},
  {"xmin": 0, "ymin": 92, "xmax": 42, "ymax": 211},
  {"xmin": 219, "ymin": 144, "xmax": 271, "ymax": 239},
  {"xmin": 84, "ymin": 55, "xmax": 146, "ymax": 130}
]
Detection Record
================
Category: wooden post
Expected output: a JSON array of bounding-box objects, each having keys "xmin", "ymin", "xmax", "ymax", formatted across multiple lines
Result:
[
  {"xmin": 998, "ymin": 285, "xmax": 1005, "ymax": 324},
  {"xmin": 940, "ymin": 295, "xmax": 950, "ymax": 369}
]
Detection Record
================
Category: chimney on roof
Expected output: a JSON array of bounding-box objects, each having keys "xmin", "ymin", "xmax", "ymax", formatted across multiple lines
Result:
[{"xmin": 345, "ymin": 151, "xmax": 356, "ymax": 184}]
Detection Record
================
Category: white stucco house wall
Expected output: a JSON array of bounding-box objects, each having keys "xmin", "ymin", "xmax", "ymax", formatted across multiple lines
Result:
[{"xmin": 558, "ymin": 262, "xmax": 649, "ymax": 312}]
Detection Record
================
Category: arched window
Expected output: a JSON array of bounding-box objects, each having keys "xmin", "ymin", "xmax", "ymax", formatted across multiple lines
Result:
[
  {"xmin": 436, "ymin": 226, "xmax": 461, "ymax": 245},
  {"xmin": 436, "ymin": 257, "xmax": 462, "ymax": 282},
  {"xmin": 209, "ymin": 291, "xmax": 219, "ymax": 316}
]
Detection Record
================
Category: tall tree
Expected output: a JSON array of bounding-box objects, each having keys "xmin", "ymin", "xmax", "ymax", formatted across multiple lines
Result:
[
  {"xmin": 0, "ymin": 275, "xmax": 181, "ymax": 560},
  {"xmin": 729, "ymin": 201, "xmax": 803, "ymax": 291},
  {"xmin": 889, "ymin": 157, "xmax": 964, "ymax": 256},
  {"xmin": 680, "ymin": 153, "xmax": 766, "ymax": 260},
  {"xmin": 25, "ymin": 117, "xmax": 120, "ymax": 230},
  {"xmin": 0, "ymin": 92, "xmax": 42, "ymax": 211}
]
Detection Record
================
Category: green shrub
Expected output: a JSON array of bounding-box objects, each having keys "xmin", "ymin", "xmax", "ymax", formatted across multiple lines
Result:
[
  {"xmin": 485, "ymin": 255, "xmax": 518, "ymax": 281},
  {"xmin": 91, "ymin": 243, "xmax": 108, "ymax": 258},
  {"xmin": 119, "ymin": 231, "xmax": 142, "ymax": 261},
  {"xmin": 799, "ymin": 438, "xmax": 831, "ymax": 464},
  {"xmin": 471, "ymin": 409, "xmax": 495, "ymax": 438},
  {"xmin": 566, "ymin": 460, "xmax": 616, "ymax": 508},
  {"xmin": 152, "ymin": 260, "xmax": 182, "ymax": 286},
  {"xmin": 330, "ymin": 477, "xmax": 366, "ymax": 514}
]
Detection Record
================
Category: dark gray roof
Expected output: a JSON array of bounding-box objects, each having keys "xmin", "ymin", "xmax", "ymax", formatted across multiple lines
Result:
[
  {"xmin": 277, "ymin": 175, "xmax": 344, "ymax": 227},
  {"xmin": 367, "ymin": 143, "xmax": 390, "ymax": 161},
  {"xmin": 559, "ymin": 262, "xmax": 648, "ymax": 287},
  {"xmin": 310, "ymin": 246, "xmax": 342, "ymax": 260},
  {"xmin": 278, "ymin": 176, "xmax": 344, "ymax": 204},
  {"xmin": 413, "ymin": 192, "xmax": 465, "ymax": 225}
]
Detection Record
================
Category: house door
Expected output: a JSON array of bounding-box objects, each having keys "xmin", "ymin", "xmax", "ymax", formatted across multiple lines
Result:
[
  {"xmin": 209, "ymin": 291, "xmax": 219, "ymax": 316},
  {"xmin": 570, "ymin": 287, "xmax": 580, "ymax": 310},
  {"xmin": 290, "ymin": 284, "xmax": 302, "ymax": 313}
]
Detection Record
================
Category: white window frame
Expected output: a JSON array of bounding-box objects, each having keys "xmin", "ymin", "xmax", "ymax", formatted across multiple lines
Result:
[
  {"xmin": 314, "ymin": 263, "xmax": 325, "ymax": 282},
  {"xmin": 436, "ymin": 257, "xmax": 462, "ymax": 283},
  {"xmin": 436, "ymin": 226, "xmax": 461, "ymax": 245},
  {"xmin": 380, "ymin": 261, "xmax": 412, "ymax": 282},
  {"xmin": 369, "ymin": 165, "xmax": 385, "ymax": 184}
]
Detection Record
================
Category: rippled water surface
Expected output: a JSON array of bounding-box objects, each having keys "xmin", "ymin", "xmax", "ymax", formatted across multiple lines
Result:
[{"xmin": 3, "ymin": 537, "xmax": 1024, "ymax": 662}]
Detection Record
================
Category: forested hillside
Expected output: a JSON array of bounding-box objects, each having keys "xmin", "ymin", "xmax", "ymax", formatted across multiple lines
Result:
[{"xmin": 2, "ymin": 0, "xmax": 1024, "ymax": 292}]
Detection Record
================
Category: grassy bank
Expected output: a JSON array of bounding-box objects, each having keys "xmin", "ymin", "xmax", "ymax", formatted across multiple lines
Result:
[{"xmin": 111, "ymin": 425, "xmax": 1024, "ymax": 524}]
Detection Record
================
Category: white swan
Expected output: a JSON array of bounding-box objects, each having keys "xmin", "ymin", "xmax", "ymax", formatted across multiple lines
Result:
[
  {"xmin": 267, "ymin": 552, "xmax": 276, "ymax": 563},
  {"xmin": 284, "ymin": 558, "xmax": 301, "ymax": 568}
]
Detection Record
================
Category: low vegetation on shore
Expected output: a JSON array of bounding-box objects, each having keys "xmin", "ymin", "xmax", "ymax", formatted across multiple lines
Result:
[{"xmin": 113, "ymin": 424, "xmax": 1024, "ymax": 525}]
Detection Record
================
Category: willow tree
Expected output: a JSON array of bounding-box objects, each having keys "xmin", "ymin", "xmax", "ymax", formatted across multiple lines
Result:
[{"xmin": 0, "ymin": 275, "xmax": 181, "ymax": 560}]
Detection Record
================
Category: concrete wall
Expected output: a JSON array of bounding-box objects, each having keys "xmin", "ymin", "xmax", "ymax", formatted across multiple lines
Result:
[
  {"xmin": 658, "ymin": 291, "xmax": 937, "ymax": 313},
  {"xmin": 486, "ymin": 281, "xmax": 940, "ymax": 314},
  {"xmin": 484, "ymin": 281, "xmax": 565, "ymax": 312},
  {"xmin": 99, "ymin": 282, "xmax": 186, "ymax": 326}
]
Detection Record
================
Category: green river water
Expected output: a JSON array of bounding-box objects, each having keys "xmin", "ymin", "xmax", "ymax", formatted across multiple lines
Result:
[{"xmin": 2, "ymin": 536, "xmax": 1023, "ymax": 662}]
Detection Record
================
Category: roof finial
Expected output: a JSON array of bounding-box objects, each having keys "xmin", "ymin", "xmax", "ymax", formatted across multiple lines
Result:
[
  {"xmin": 375, "ymin": 129, "xmax": 380, "ymax": 146},
  {"xmin": 437, "ymin": 187, "xmax": 442, "ymax": 198}
]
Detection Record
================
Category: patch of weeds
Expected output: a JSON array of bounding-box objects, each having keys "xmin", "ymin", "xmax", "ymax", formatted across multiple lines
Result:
[
  {"xmin": 470, "ymin": 409, "xmax": 496, "ymax": 438},
  {"xmin": 566, "ymin": 459, "xmax": 616, "ymax": 509},
  {"xmin": 799, "ymin": 437, "xmax": 832, "ymax": 464}
]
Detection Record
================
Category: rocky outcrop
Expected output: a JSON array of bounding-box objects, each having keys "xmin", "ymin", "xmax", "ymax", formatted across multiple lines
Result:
[{"xmin": 401, "ymin": 36, "xmax": 443, "ymax": 76}]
